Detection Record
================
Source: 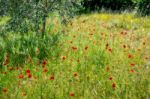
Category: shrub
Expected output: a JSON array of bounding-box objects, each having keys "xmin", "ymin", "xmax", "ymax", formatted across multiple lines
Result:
[
  {"xmin": 138, "ymin": 0, "xmax": 150, "ymax": 16},
  {"xmin": 0, "ymin": 30, "xmax": 62, "ymax": 68},
  {"xmin": 82, "ymin": 0, "xmax": 135, "ymax": 11}
]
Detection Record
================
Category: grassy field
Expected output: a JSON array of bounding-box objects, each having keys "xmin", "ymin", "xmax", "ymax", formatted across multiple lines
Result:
[{"xmin": 0, "ymin": 13, "xmax": 150, "ymax": 99}]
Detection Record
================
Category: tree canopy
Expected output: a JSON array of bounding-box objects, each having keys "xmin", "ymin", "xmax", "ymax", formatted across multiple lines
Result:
[{"xmin": 0, "ymin": 0, "xmax": 82, "ymax": 35}]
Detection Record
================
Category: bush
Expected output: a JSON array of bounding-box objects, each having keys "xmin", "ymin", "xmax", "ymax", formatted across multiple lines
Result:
[
  {"xmin": 0, "ymin": 31, "xmax": 62, "ymax": 68},
  {"xmin": 82, "ymin": 0, "xmax": 135, "ymax": 11},
  {"xmin": 138, "ymin": 0, "xmax": 150, "ymax": 16}
]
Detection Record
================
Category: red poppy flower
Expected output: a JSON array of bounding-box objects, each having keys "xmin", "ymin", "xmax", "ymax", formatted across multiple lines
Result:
[
  {"xmin": 108, "ymin": 48, "xmax": 112, "ymax": 52},
  {"xmin": 28, "ymin": 73, "xmax": 32, "ymax": 78},
  {"xmin": 42, "ymin": 60, "xmax": 47, "ymax": 67},
  {"xmin": 43, "ymin": 68, "xmax": 48, "ymax": 73},
  {"xmin": 112, "ymin": 83, "xmax": 116, "ymax": 88},
  {"xmin": 130, "ymin": 69, "xmax": 135, "ymax": 73},
  {"xmin": 50, "ymin": 75, "xmax": 54, "ymax": 80},
  {"xmin": 89, "ymin": 33, "xmax": 94, "ymax": 36},
  {"xmin": 120, "ymin": 31, "xmax": 125, "ymax": 35},
  {"xmin": 123, "ymin": 45, "xmax": 126, "ymax": 49},
  {"xmin": 16, "ymin": 68, "xmax": 19, "ymax": 70},
  {"xmin": 62, "ymin": 56, "xmax": 67, "ymax": 61},
  {"xmin": 74, "ymin": 72, "xmax": 78, "ymax": 77},
  {"xmin": 130, "ymin": 63, "xmax": 135, "ymax": 67},
  {"xmin": 128, "ymin": 54, "xmax": 133, "ymax": 58},
  {"xmin": 19, "ymin": 74, "xmax": 24, "ymax": 79},
  {"xmin": 106, "ymin": 43, "xmax": 109, "ymax": 49},
  {"xmin": 26, "ymin": 69, "xmax": 31, "ymax": 74},
  {"xmin": 120, "ymin": 31, "xmax": 127, "ymax": 35},
  {"xmin": 109, "ymin": 76, "xmax": 113, "ymax": 80},
  {"xmin": 85, "ymin": 46, "xmax": 88, "ymax": 50},
  {"xmin": 43, "ymin": 60, "xmax": 47, "ymax": 65},
  {"xmin": 106, "ymin": 43, "xmax": 109, "ymax": 47},
  {"xmin": 70, "ymin": 92, "xmax": 75, "ymax": 96},
  {"xmin": 72, "ymin": 46, "xmax": 78, "ymax": 51},
  {"xmin": 77, "ymin": 60, "xmax": 80, "ymax": 63},
  {"xmin": 22, "ymin": 92, "xmax": 27, "ymax": 96},
  {"xmin": 2, "ymin": 88, "xmax": 8, "ymax": 93}
]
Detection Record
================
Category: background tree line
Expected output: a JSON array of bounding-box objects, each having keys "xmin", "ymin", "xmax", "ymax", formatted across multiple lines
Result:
[{"xmin": 82, "ymin": 0, "xmax": 150, "ymax": 16}]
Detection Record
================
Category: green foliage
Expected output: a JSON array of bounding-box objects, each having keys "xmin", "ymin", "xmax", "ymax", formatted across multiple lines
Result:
[
  {"xmin": 138, "ymin": 0, "xmax": 150, "ymax": 16},
  {"xmin": 37, "ymin": 33, "xmax": 62, "ymax": 61},
  {"xmin": 90, "ymin": 49, "xmax": 108, "ymax": 68},
  {"xmin": 0, "ymin": 38, "xmax": 5, "ymax": 69},
  {"xmin": 0, "ymin": 0, "xmax": 9, "ymax": 16},
  {"xmin": 1, "ymin": 0, "xmax": 83, "ymax": 34},
  {"xmin": 81, "ymin": 0, "xmax": 150, "ymax": 16},
  {"xmin": 82, "ymin": 0, "xmax": 135, "ymax": 11},
  {"xmin": 0, "ymin": 31, "xmax": 62, "ymax": 68}
]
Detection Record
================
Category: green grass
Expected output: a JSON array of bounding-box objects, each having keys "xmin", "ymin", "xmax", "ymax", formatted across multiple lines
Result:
[
  {"xmin": 0, "ymin": 16, "xmax": 10, "ymax": 25},
  {"xmin": 0, "ymin": 13, "xmax": 150, "ymax": 99}
]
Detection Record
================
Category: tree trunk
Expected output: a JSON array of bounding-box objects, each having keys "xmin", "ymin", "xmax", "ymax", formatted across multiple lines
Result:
[
  {"xmin": 35, "ymin": 0, "xmax": 40, "ymax": 33},
  {"xmin": 42, "ymin": 15, "xmax": 46, "ymax": 38},
  {"xmin": 41, "ymin": 0, "xmax": 48, "ymax": 38}
]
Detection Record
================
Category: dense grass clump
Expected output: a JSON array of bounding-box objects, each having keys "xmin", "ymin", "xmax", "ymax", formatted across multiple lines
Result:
[{"xmin": 0, "ymin": 16, "xmax": 63, "ymax": 68}]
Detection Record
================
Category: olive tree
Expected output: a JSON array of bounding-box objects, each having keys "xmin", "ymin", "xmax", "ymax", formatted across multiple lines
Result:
[
  {"xmin": 0, "ymin": 0, "xmax": 10, "ymax": 16},
  {"xmin": 1, "ymin": 0, "xmax": 82, "ymax": 36}
]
